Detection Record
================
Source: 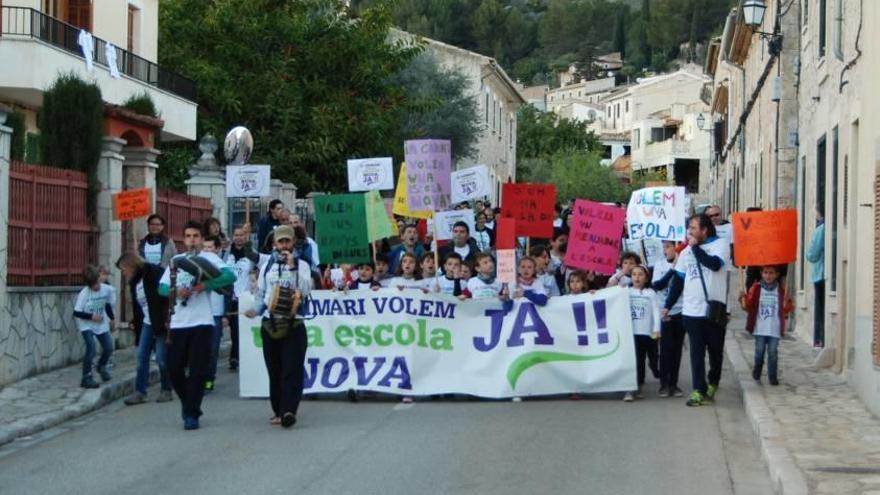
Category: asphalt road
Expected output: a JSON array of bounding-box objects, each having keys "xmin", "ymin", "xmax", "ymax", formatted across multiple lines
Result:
[{"xmin": 0, "ymin": 357, "xmax": 772, "ymax": 495}]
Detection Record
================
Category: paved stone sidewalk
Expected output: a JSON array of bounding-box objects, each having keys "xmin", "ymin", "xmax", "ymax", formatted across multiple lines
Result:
[
  {"xmin": 0, "ymin": 340, "xmax": 231, "ymax": 447},
  {"xmin": 726, "ymin": 310, "xmax": 880, "ymax": 495}
]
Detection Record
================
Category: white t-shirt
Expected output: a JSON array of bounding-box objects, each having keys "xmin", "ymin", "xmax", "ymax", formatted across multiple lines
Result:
[
  {"xmin": 255, "ymin": 258, "xmax": 313, "ymax": 319},
  {"xmin": 467, "ymin": 276, "xmax": 503, "ymax": 300},
  {"xmin": 538, "ymin": 272, "xmax": 560, "ymax": 297},
  {"xmin": 629, "ymin": 287, "xmax": 661, "ymax": 336},
  {"xmin": 135, "ymin": 281, "xmax": 150, "ymax": 326},
  {"xmin": 652, "ymin": 257, "xmax": 683, "ymax": 315},
  {"xmin": 390, "ymin": 276, "xmax": 424, "ymax": 290},
  {"xmin": 473, "ymin": 229, "xmax": 492, "ymax": 252},
  {"xmin": 160, "ymin": 252, "xmax": 228, "ymax": 329},
  {"xmin": 754, "ymin": 287, "xmax": 781, "ymax": 338},
  {"xmin": 435, "ymin": 275, "xmax": 461, "ymax": 295},
  {"xmin": 454, "ymin": 244, "xmax": 472, "ymax": 259},
  {"xmin": 674, "ymin": 238, "xmax": 731, "ymax": 318},
  {"xmin": 143, "ymin": 241, "xmax": 164, "ymax": 265},
  {"xmin": 74, "ymin": 284, "xmax": 115, "ymax": 334},
  {"xmin": 510, "ymin": 278, "xmax": 547, "ymax": 299},
  {"xmin": 226, "ymin": 251, "xmax": 271, "ymax": 299},
  {"xmin": 350, "ymin": 279, "xmax": 377, "ymax": 290}
]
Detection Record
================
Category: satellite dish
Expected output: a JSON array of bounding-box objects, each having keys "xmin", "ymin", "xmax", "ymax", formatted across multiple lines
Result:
[{"xmin": 223, "ymin": 126, "xmax": 253, "ymax": 165}]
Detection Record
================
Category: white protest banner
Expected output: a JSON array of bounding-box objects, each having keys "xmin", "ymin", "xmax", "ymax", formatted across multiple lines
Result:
[
  {"xmin": 226, "ymin": 165, "xmax": 271, "ymax": 197},
  {"xmin": 451, "ymin": 165, "xmax": 490, "ymax": 203},
  {"xmin": 433, "ymin": 209, "xmax": 476, "ymax": 241},
  {"xmin": 347, "ymin": 157, "xmax": 394, "ymax": 192},
  {"xmin": 237, "ymin": 293, "xmax": 269, "ymax": 397},
  {"xmin": 239, "ymin": 287, "xmax": 637, "ymax": 398},
  {"xmin": 626, "ymin": 186, "xmax": 687, "ymax": 241},
  {"xmin": 622, "ymin": 239, "xmax": 644, "ymax": 263},
  {"xmin": 496, "ymin": 249, "xmax": 516, "ymax": 284}
]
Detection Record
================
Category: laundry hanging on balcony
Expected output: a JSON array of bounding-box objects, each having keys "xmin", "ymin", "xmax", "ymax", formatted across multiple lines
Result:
[
  {"xmin": 105, "ymin": 43, "xmax": 121, "ymax": 79},
  {"xmin": 77, "ymin": 29, "xmax": 94, "ymax": 72}
]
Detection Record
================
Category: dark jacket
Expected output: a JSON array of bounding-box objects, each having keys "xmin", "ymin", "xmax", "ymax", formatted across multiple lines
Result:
[
  {"xmin": 138, "ymin": 235, "xmax": 177, "ymax": 268},
  {"xmin": 129, "ymin": 263, "xmax": 170, "ymax": 337},
  {"xmin": 257, "ymin": 214, "xmax": 280, "ymax": 254},
  {"xmin": 438, "ymin": 237, "xmax": 480, "ymax": 265}
]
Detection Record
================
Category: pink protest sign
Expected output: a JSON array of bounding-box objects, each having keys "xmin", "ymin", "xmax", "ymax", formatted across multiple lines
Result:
[
  {"xmin": 564, "ymin": 199, "xmax": 626, "ymax": 275},
  {"xmin": 404, "ymin": 139, "xmax": 452, "ymax": 211}
]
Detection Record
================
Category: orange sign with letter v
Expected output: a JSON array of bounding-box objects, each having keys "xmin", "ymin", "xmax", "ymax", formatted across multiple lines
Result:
[{"xmin": 731, "ymin": 209, "xmax": 797, "ymax": 266}]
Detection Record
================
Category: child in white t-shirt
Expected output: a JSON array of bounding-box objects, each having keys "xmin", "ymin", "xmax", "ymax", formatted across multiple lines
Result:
[
  {"xmin": 607, "ymin": 251, "xmax": 639, "ymax": 288},
  {"xmin": 433, "ymin": 252, "xmax": 465, "ymax": 297},
  {"xmin": 390, "ymin": 252, "xmax": 423, "ymax": 290},
  {"xmin": 623, "ymin": 265, "xmax": 661, "ymax": 402},
  {"xmin": 509, "ymin": 256, "xmax": 548, "ymax": 306},
  {"xmin": 465, "ymin": 253, "xmax": 507, "ymax": 301},
  {"xmin": 73, "ymin": 265, "xmax": 115, "ymax": 388},
  {"xmin": 741, "ymin": 265, "xmax": 793, "ymax": 386}
]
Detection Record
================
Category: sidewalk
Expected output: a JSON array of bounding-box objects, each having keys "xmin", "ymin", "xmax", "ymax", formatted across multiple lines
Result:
[
  {"xmin": 0, "ymin": 340, "xmax": 229, "ymax": 448},
  {"xmin": 725, "ymin": 309, "xmax": 880, "ymax": 495}
]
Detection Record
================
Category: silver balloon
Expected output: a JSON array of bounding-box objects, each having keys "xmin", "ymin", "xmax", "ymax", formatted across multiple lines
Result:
[{"xmin": 223, "ymin": 126, "xmax": 254, "ymax": 165}]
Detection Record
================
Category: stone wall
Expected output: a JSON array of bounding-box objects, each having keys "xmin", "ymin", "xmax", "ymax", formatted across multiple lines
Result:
[{"xmin": 0, "ymin": 288, "xmax": 83, "ymax": 386}]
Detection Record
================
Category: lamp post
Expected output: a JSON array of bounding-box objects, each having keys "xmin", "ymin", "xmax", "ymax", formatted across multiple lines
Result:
[{"xmin": 742, "ymin": 0, "xmax": 782, "ymax": 56}]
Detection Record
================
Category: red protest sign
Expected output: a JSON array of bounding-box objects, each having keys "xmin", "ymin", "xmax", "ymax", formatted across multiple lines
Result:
[
  {"xmin": 501, "ymin": 183, "xmax": 556, "ymax": 238},
  {"xmin": 113, "ymin": 188, "xmax": 152, "ymax": 221},
  {"xmin": 495, "ymin": 217, "xmax": 517, "ymax": 250},
  {"xmin": 564, "ymin": 199, "xmax": 626, "ymax": 275},
  {"xmin": 732, "ymin": 209, "xmax": 798, "ymax": 266}
]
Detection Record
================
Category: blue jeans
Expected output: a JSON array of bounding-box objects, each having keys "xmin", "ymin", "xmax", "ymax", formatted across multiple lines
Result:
[
  {"xmin": 81, "ymin": 330, "xmax": 113, "ymax": 379},
  {"xmin": 207, "ymin": 316, "xmax": 223, "ymax": 381},
  {"xmin": 754, "ymin": 335, "xmax": 780, "ymax": 381},
  {"xmin": 135, "ymin": 323, "xmax": 170, "ymax": 395}
]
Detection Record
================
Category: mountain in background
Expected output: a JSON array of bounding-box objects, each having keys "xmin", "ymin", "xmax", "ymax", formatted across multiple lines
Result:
[{"xmin": 355, "ymin": 0, "xmax": 736, "ymax": 86}]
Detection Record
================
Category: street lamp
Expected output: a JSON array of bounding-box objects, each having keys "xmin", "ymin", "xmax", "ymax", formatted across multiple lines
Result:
[
  {"xmin": 742, "ymin": 0, "xmax": 782, "ymax": 56},
  {"xmin": 696, "ymin": 113, "xmax": 707, "ymax": 131}
]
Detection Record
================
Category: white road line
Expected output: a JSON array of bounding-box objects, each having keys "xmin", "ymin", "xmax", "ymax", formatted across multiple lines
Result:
[{"xmin": 392, "ymin": 402, "xmax": 415, "ymax": 411}]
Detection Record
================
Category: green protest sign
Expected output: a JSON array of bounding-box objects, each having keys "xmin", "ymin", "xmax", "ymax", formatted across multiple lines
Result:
[
  {"xmin": 314, "ymin": 193, "xmax": 371, "ymax": 264},
  {"xmin": 365, "ymin": 190, "xmax": 393, "ymax": 242}
]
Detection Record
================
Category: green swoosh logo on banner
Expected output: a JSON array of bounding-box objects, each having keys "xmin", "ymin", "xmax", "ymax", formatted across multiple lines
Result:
[{"xmin": 506, "ymin": 333, "xmax": 621, "ymax": 390}]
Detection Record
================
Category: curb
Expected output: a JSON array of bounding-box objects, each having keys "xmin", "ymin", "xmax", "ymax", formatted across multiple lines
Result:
[
  {"xmin": 724, "ymin": 332, "xmax": 810, "ymax": 495},
  {"xmin": 0, "ymin": 343, "xmax": 230, "ymax": 448}
]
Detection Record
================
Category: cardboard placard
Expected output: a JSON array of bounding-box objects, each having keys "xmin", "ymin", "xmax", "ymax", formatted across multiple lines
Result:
[
  {"xmin": 347, "ymin": 157, "xmax": 394, "ymax": 192},
  {"xmin": 626, "ymin": 186, "xmax": 687, "ymax": 241},
  {"xmin": 496, "ymin": 249, "xmax": 516, "ymax": 284},
  {"xmin": 404, "ymin": 139, "xmax": 452, "ymax": 211},
  {"xmin": 226, "ymin": 165, "xmax": 271, "ymax": 197},
  {"xmin": 500, "ymin": 183, "xmax": 556, "ymax": 238},
  {"xmin": 451, "ymin": 165, "xmax": 490, "ymax": 203},
  {"xmin": 365, "ymin": 191, "xmax": 393, "ymax": 242},
  {"xmin": 495, "ymin": 218, "xmax": 517, "ymax": 250},
  {"xmin": 731, "ymin": 209, "xmax": 798, "ymax": 266},
  {"xmin": 393, "ymin": 163, "xmax": 433, "ymax": 219},
  {"xmin": 433, "ymin": 209, "xmax": 476, "ymax": 241},
  {"xmin": 113, "ymin": 188, "xmax": 152, "ymax": 221},
  {"xmin": 314, "ymin": 193, "xmax": 371, "ymax": 265},
  {"xmin": 565, "ymin": 199, "xmax": 626, "ymax": 275}
]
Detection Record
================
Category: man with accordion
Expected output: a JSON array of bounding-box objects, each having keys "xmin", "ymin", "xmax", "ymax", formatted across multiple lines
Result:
[
  {"xmin": 244, "ymin": 225, "xmax": 313, "ymax": 429},
  {"xmin": 159, "ymin": 220, "xmax": 236, "ymax": 431}
]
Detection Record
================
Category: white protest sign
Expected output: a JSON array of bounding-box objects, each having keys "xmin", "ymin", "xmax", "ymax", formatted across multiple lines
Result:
[
  {"xmin": 433, "ymin": 209, "xmax": 476, "ymax": 241},
  {"xmin": 626, "ymin": 186, "xmax": 687, "ymax": 241},
  {"xmin": 347, "ymin": 157, "xmax": 394, "ymax": 191},
  {"xmin": 239, "ymin": 288, "xmax": 636, "ymax": 398},
  {"xmin": 237, "ymin": 293, "xmax": 269, "ymax": 397},
  {"xmin": 451, "ymin": 165, "xmax": 490, "ymax": 203},
  {"xmin": 642, "ymin": 238, "xmax": 663, "ymax": 267},
  {"xmin": 226, "ymin": 165, "xmax": 271, "ymax": 197}
]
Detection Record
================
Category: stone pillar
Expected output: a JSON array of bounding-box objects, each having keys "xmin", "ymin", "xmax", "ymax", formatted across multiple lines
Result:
[
  {"xmin": 270, "ymin": 179, "xmax": 284, "ymax": 203},
  {"xmin": 185, "ymin": 135, "xmax": 227, "ymax": 231},
  {"xmin": 281, "ymin": 182, "xmax": 297, "ymax": 208},
  {"xmin": 121, "ymin": 147, "xmax": 160, "ymax": 251},
  {"xmin": 96, "ymin": 137, "xmax": 126, "ymax": 312},
  {"xmin": 0, "ymin": 123, "xmax": 11, "ymax": 378}
]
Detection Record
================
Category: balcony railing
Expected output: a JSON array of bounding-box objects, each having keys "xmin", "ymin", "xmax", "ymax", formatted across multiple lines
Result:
[{"xmin": 1, "ymin": 6, "xmax": 195, "ymax": 101}]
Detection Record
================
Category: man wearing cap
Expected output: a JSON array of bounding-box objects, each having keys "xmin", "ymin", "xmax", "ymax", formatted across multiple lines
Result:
[{"xmin": 244, "ymin": 225, "xmax": 313, "ymax": 429}]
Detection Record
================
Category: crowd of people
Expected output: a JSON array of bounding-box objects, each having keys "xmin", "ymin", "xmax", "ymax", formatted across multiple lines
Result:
[{"xmin": 70, "ymin": 199, "xmax": 794, "ymax": 430}]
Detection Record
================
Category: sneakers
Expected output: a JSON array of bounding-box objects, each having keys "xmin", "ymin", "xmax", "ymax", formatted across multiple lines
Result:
[
  {"xmin": 769, "ymin": 378, "xmax": 780, "ymax": 386},
  {"xmin": 124, "ymin": 393, "xmax": 147, "ymax": 406},
  {"xmin": 204, "ymin": 381, "xmax": 215, "ymax": 392},
  {"xmin": 706, "ymin": 384, "xmax": 718, "ymax": 401},
  {"xmin": 634, "ymin": 387, "xmax": 645, "ymax": 399},
  {"xmin": 183, "ymin": 416, "xmax": 199, "ymax": 431},
  {"xmin": 672, "ymin": 386, "xmax": 684, "ymax": 397},
  {"xmin": 622, "ymin": 392, "xmax": 634, "ymax": 402},
  {"xmin": 686, "ymin": 391, "xmax": 707, "ymax": 407},
  {"xmin": 156, "ymin": 390, "xmax": 173, "ymax": 403},
  {"xmin": 281, "ymin": 412, "xmax": 297, "ymax": 428},
  {"xmin": 80, "ymin": 376, "xmax": 100, "ymax": 389},
  {"xmin": 658, "ymin": 387, "xmax": 670, "ymax": 398},
  {"xmin": 511, "ymin": 397, "xmax": 522, "ymax": 403},
  {"xmin": 98, "ymin": 368, "xmax": 112, "ymax": 382},
  {"xmin": 752, "ymin": 368, "xmax": 761, "ymax": 382}
]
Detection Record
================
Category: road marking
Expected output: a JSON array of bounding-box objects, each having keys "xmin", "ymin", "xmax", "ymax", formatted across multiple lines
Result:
[{"xmin": 392, "ymin": 402, "xmax": 415, "ymax": 411}]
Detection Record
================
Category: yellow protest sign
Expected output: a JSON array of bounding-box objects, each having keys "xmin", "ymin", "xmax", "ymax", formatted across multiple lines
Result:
[{"xmin": 393, "ymin": 163, "xmax": 433, "ymax": 220}]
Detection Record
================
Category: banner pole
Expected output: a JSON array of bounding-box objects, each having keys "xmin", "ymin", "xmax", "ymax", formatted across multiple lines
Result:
[
  {"xmin": 245, "ymin": 197, "xmax": 251, "ymax": 232},
  {"xmin": 526, "ymin": 237, "xmax": 530, "ymax": 255}
]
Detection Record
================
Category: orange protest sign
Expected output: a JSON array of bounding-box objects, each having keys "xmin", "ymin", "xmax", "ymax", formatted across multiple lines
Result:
[
  {"xmin": 731, "ymin": 209, "xmax": 797, "ymax": 266},
  {"xmin": 113, "ymin": 188, "xmax": 152, "ymax": 221}
]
